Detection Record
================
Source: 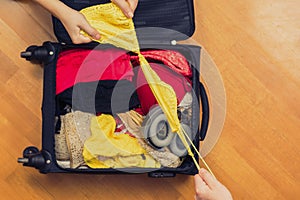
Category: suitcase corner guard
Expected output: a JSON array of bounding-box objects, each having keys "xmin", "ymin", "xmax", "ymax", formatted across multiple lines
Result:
[{"xmin": 17, "ymin": 146, "xmax": 52, "ymax": 173}]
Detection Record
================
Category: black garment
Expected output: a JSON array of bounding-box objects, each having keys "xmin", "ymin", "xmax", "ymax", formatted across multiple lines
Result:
[{"xmin": 56, "ymin": 80, "xmax": 140, "ymax": 114}]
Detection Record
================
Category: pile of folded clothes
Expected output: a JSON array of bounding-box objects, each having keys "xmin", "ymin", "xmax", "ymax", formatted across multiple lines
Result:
[{"xmin": 54, "ymin": 48, "xmax": 194, "ymax": 169}]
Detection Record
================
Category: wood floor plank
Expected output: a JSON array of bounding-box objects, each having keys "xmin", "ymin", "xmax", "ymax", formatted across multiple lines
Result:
[
  {"xmin": 1, "ymin": 0, "xmax": 55, "ymax": 44},
  {"xmin": 0, "ymin": 51, "xmax": 19, "ymax": 84},
  {"xmin": 17, "ymin": 0, "xmax": 56, "ymax": 40}
]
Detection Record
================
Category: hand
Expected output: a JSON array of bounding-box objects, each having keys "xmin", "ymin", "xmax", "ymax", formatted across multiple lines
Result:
[
  {"xmin": 194, "ymin": 168, "xmax": 233, "ymax": 200},
  {"xmin": 56, "ymin": 0, "xmax": 139, "ymax": 44},
  {"xmin": 111, "ymin": 0, "xmax": 139, "ymax": 18},
  {"xmin": 34, "ymin": 0, "xmax": 138, "ymax": 44},
  {"xmin": 59, "ymin": 8, "xmax": 100, "ymax": 44},
  {"xmin": 33, "ymin": 0, "xmax": 100, "ymax": 44}
]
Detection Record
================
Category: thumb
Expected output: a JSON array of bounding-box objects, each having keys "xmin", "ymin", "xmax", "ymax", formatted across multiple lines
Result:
[
  {"xmin": 112, "ymin": 0, "xmax": 134, "ymax": 18},
  {"xmin": 79, "ymin": 21, "xmax": 100, "ymax": 40},
  {"xmin": 127, "ymin": 0, "xmax": 138, "ymax": 12},
  {"xmin": 194, "ymin": 174, "xmax": 207, "ymax": 191},
  {"xmin": 199, "ymin": 168, "xmax": 217, "ymax": 189}
]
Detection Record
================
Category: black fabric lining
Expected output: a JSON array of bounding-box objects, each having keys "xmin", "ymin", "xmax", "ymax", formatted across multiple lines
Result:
[
  {"xmin": 134, "ymin": 0, "xmax": 195, "ymax": 39},
  {"xmin": 56, "ymin": 80, "xmax": 140, "ymax": 114}
]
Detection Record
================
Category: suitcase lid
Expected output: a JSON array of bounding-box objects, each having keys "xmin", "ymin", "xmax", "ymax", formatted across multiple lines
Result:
[
  {"xmin": 133, "ymin": 0, "xmax": 195, "ymax": 42},
  {"xmin": 53, "ymin": 0, "xmax": 195, "ymax": 43}
]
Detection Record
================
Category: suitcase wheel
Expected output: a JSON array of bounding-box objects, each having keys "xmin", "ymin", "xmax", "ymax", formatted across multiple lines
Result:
[
  {"xmin": 22, "ymin": 146, "xmax": 39, "ymax": 158},
  {"xmin": 20, "ymin": 42, "xmax": 56, "ymax": 64},
  {"xmin": 18, "ymin": 146, "xmax": 52, "ymax": 171}
]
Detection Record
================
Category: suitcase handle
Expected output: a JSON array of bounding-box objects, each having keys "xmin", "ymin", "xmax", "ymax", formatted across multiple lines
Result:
[{"xmin": 199, "ymin": 81, "xmax": 209, "ymax": 141}]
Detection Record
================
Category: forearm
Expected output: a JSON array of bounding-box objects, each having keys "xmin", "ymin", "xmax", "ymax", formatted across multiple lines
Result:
[{"xmin": 33, "ymin": 0, "xmax": 73, "ymax": 19}]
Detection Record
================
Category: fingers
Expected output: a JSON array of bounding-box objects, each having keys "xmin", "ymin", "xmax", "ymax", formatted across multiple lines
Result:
[
  {"xmin": 194, "ymin": 174, "xmax": 210, "ymax": 199},
  {"xmin": 112, "ymin": 0, "xmax": 133, "ymax": 18},
  {"xmin": 112, "ymin": 0, "xmax": 138, "ymax": 18},
  {"xmin": 78, "ymin": 17, "xmax": 100, "ymax": 40},
  {"xmin": 127, "ymin": 0, "xmax": 138, "ymax": 12},
  {"xmin": 194, "ymin": 174, "xmax": 207, "ymax": 191},
  {"xmin": 71, "ymin": 25, "xmax": 100, "ymax": 44},
  {"xmin": 61, "ymin": 10, "xmax": 100, "ymax": 44},
  {"xmin": 199, "ymin": 168, "xmax": 217, "ymax": 189},
  {"xmin": 73, "ymin": 14, "xmax": 100, "ymax": 44},
  {"xmin": 73, "ymin": 34, "xmax": 92, "ymax": 44},
  {"xmin": 65, "ymin": 0, "xmax": 139, "ymax": 44}
]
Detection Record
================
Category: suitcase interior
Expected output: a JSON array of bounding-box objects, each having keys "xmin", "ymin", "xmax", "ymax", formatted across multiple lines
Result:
[{"xmin": 18, "ymin": 0, "xmax": 208, "ymax": 177}]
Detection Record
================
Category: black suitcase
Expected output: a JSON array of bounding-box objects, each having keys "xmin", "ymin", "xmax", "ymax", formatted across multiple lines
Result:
[{"xmin": 18, "ymin": 0, "xmax": 209, "ymax": 177}]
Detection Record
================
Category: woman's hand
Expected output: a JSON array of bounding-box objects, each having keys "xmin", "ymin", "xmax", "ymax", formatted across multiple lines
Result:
[
  {"xmin": 59, "ymin": 8, "xmax": 100, "ymax": 44},
  {"xmin": 34, "ymin": 0, "xmax": 139, "ymax": 44},
  {"xmin": 194, "ymin": 168, "xmax": 233, "ymax": 200},
  {"xmin": 61, "ymin": 0, "xmax": 139, "ymax": 44}
]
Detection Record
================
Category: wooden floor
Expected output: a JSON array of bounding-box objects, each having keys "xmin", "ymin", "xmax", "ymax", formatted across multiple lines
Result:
[{"xmin": 1, "ymin": 0, "xmax": 299, "ymax": 199}]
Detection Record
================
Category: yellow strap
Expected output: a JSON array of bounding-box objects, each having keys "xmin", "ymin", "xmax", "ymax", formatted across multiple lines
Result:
[{"xmin": 181, "ymin": 127, "xmax": 216, "ymax": 178}]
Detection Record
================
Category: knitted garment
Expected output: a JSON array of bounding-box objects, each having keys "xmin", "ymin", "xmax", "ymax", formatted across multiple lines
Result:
[
  {"xmin": 80, "ymin": 3, "xmax": 139, "ymax": 53},
  {"xmin": 131, "ymin": 50, "xmax": 192, "ymax": 78},
  {"xmin": 83, "ymin": 114, "xmax": 160, "ymax": 168},
  {"xmin": 55, "ymin": 111, "xmax": 94, "ymax": 168},
  {"xmin": 54, "ymin": 129, "xmax": 70, "ymax": 161}
]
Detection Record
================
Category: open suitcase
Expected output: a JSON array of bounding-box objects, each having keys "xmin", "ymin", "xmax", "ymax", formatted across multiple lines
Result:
[{"xmin": 18, "ymin": 0, "xmax": 209, "ymax": 178}]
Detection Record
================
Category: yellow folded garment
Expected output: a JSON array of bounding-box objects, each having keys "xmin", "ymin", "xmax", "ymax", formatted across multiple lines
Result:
[
  {"xmin": 80, "ymin": 3, "xmax": 140, "ymax": 53},
  {"xmin": 83, "ymin": 149, "xmax": 159, "ymax": 168},
  {"xmin": 83, "ymin": 114, "xmax": 160, "ymax": 168},
  {"xmin": 86, "ymin": 114, "xmax": 143, "ymax": 156}
]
